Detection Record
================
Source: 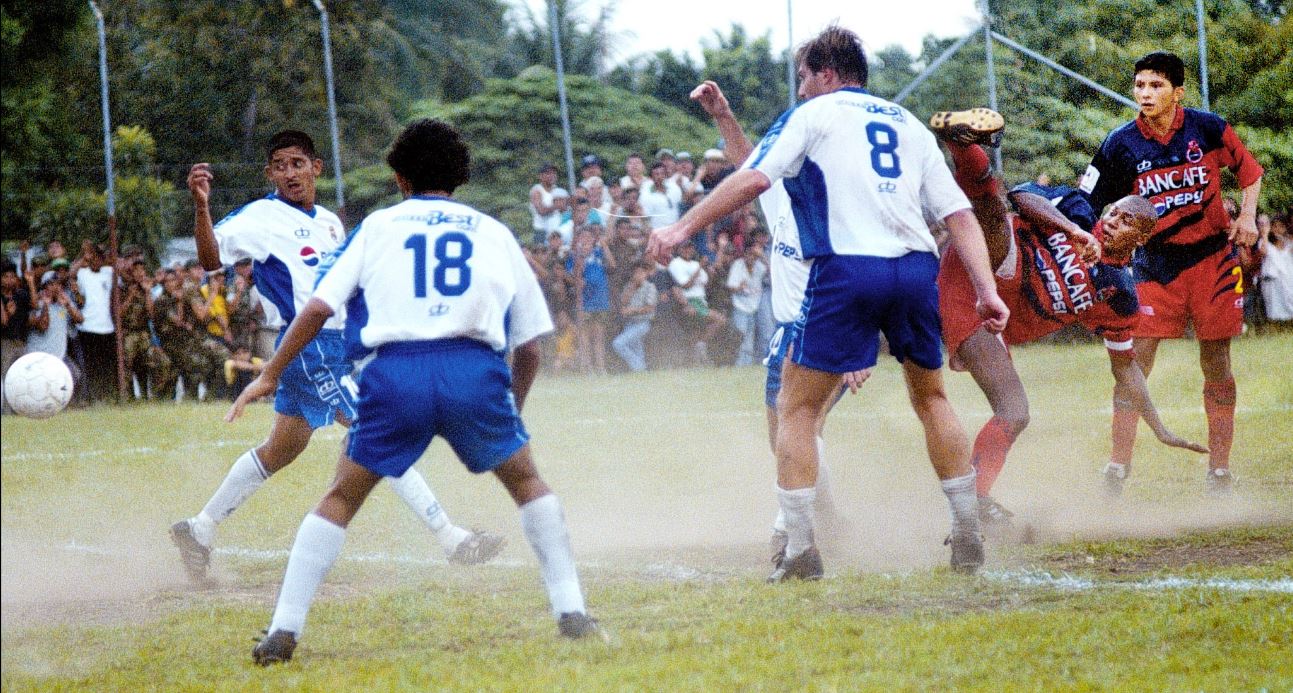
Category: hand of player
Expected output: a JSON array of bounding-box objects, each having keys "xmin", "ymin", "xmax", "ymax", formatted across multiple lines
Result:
[
  {"xmin": 188, "ymin": 163, "xmax": 213, "ymax": 206},
  {"xmin": 690, "ymin": 81, "xmax": 732, "ymax": 119},
  {"xmin": 1228, "ymin": 215, "xmax": 1258, "ymax": 247},
  {"xmin": 647, "ymin": 223, "xmax": 689, "ymax": 263},
  {"xmin": 225, "ymin": 373, "xmax": 277, "ymax": 422},
  {"xmin": 1152, "ymin": 427, "xmax": 1209, "ymax": 454},
  {"xmin": 976, "ymin": 291, "xmax": 1010, "ymax": 334},
  {"xmin": 1071, "ymin": 228, "xmax": 1102, "ymax": 265},
  {"xmin": 842, "ymin": 367, "xmax": 873, "ymax": 395}
]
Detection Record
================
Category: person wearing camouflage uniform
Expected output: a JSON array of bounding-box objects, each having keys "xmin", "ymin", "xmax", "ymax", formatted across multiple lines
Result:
[{"xmin": 121, "ymin": 259, "xmax": 174, "ymax": 399}]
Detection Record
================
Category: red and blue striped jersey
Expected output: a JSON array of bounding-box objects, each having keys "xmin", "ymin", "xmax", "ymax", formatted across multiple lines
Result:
[{"xmin": 1079, "ymin": 107, "xmax": 1263, "ymax": 284}]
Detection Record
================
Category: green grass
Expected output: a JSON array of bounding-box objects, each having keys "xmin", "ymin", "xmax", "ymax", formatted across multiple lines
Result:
[{"xmin": 3, "ymin": 333, "xmax": 1291, "ymax": 690}]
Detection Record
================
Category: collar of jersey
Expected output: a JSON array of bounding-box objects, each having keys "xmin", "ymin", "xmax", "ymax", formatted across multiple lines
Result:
[
  {"xmin": 266, "ymin": 192, "xmax": 318, "ymax": 218},
  {"xmin": 1135, "ymin": 106, "xmax": 1185, "ymax": 145},
  {"xmin": 838, "ymin": 86, "xmax": 870, "ymax": 95},
  {"xmin": 411, "ymin": 194, "xmax": 454, "ymax": 202}
]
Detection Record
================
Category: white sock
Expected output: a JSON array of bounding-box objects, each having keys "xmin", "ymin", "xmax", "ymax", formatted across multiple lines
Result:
[
  {"xmin": 194, "ymin": 449, "xmax": 270, "ymax": 546},
  {"xmin": 941, "ymin": 472, "xmax": 981, "ymax": 536},
  {"xmin": 387, "ymin": 467, "xmax": 470, "ymax": 554},
  {"xmin": 519, "ymin": 494, "xmax": 585, "ymax": 617},
  {"xmin": 777, "ymin": 485, "xmax": 817, "ymax": 558},
  {"xmin": 269, "ymin": 513, "xmax": 346, "ymax": 636}
]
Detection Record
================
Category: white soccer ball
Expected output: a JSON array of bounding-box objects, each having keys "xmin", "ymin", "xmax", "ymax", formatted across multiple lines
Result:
[{"xmin": 3, "ymin": 352, "xmax": 74, "ymax": 419}]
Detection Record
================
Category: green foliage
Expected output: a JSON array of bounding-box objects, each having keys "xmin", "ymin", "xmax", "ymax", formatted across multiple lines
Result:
[{"xmin": 410, "ymin": 69, "xmax": 718, "ymax": 234}]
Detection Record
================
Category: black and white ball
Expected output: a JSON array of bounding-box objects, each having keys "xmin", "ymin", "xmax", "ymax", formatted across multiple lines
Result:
[{"xmin": 3, "ymin": 352, "xmax": 74, "ymax": 419}]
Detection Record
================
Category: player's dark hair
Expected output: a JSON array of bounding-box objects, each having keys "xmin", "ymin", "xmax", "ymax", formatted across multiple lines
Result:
[
  {"xmin": 267, "ymin": 130, "xmax": 318, "ymax": 161},
  {"xmin": 386, "ymin": 118, "xmax": 471, "ymax": 195},
  {"xmin": 796, "ymin": 25, "xmax": 868, "ymax": 87},
  {"xmin": 1134, "ymin": 52, "xmax": 1185, "ymax": 87}
]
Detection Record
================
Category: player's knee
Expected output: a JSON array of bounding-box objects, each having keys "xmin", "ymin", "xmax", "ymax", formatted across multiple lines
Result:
[{"xmin": 996, "ymin": 403, "xmax": 1030, "ymax": 435}]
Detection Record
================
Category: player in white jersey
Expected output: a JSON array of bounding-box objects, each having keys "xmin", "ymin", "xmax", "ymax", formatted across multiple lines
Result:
[
  {"xmin": 650, "ymin": 27, "xmax": 1008, "ymax": 580},
  {"xmin": 228, "ymin": 120, "xmax": 599, "ymax": 665},
  {"xmin": 690, "ymin": 80, "xmax": 851, "ymax": 565},
  {"xmin": 171, "ymin": 130, "xmax": 503, "ymax": 586}
]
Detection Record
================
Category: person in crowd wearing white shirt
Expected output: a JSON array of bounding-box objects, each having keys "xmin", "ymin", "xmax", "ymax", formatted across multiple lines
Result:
[
  {"xmin": 1260, "ymin": 213, "xmax": 1293, "ymax": 325},
  {"xmin": 620, "ymin": 152, "xmax": 647, "ymax": 192},
  {"xmin": 726, "ymin": 242, "xmax": 768, "ymax": 366},
  {"xmin": 171, "ymin": 130, "xmax": 502, "ymax": 588},
  {"xmin": 229, "ymin": 118, "xmax": 600, "ymax": 665},
  {"xmin": 641, "ymin": 161, "xmax": 682, "ymax": 229},
  {"xmin": 650, "ymin": 27, "xmax": 1008, "ymax": 580},
  {"xmin": 668, "ymin": 241, "xmax": 727, "ymax": 363},
  {"xmin": 529, "ymin": 163, "xmax": 566, "ymax": 245},
  {"xmin": 72, "ymin": 241, "xmax": 117, "ymax": 403}
]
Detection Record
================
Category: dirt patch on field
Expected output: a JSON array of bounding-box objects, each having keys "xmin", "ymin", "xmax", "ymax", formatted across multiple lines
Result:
[{"xmin": 1039, "ymin": 531, "xmax": 1293, "ymax": 576}]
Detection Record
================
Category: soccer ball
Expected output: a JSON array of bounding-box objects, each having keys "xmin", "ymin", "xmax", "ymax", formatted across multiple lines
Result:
[{"xmin": 3, "ymin": 352, "xmax": 74, "ymax": 419}]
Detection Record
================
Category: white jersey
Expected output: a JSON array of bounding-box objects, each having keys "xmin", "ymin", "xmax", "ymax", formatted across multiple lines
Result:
[
  {"xmin": 214, "ymin": 193, "xmax": 346, "ymax": 330},
  {"xmin": 745, "ymin": 88, "xmax": 969, "ymax": 259},
  {"xmin": 758, "ymin": 181, "xmax": 811, "ymax": 323},
  {"xmin": 312, "ymin": 195, "xmax": 553, "ymax": 353}
]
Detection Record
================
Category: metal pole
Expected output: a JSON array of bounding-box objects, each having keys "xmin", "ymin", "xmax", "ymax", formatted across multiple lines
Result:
[
  {"xmin": 89, "ymin": 0, "xmax": 127, "ymax": 401},
  {"xmin": 1195, "ymin": 0, "xmax": 1210, "ymax": 111},
  {"xmin": 549, "ymin": 1, "xmax": 577, "ymax": 194},
  {"xmin": 786, "ymin": 0, "xmax": 795, "ymax": 109},
  {"xmin": 989, "ymin": 32, "xmax": 1137, "ymax": 110},
  {"xmin": 981, "ymin": 5, "xmax": 1003, "ymax": 170},
  {"xmin": 893, "ymin": 30, "xmax": 978, "ymax": 104},
  {"xmin": 312, "ymin": 0, "xmax": 345, "ymax": 218}
]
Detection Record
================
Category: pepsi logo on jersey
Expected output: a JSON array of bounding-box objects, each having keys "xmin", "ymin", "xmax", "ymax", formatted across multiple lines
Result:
[{"xmin": 300, "ymin": 246, "xmax": 320, "ymax": 267}]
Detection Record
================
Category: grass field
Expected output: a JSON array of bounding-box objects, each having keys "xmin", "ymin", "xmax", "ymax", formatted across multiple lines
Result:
[{"xmin": 3, "ymin": 333, "xmax": 1291, "ymax": 690}]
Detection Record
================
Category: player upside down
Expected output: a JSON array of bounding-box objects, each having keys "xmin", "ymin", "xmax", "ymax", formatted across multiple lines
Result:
[{"xmin": 932, "ymin": 110, "xmax": 1208, "ymax": 525}]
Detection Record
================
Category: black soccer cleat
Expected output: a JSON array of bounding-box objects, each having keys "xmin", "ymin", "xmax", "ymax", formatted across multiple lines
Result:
[
  {"xmin": 767, "ymin": 545, "xmax": 824, "ymax": 583},
  {"xmin": 557, "ymin": 612, "xmax": 605, "ymax": 640},
  {"xmin": 928, "ymin": 108, "xmax": 1005, "ymax": 147},
  {"xmin": 252, "ymin": 629, "xmax": 297, "ymax": 666},
  {"xmin": 170, "ymin": 519, "xmax": 211, "ymax": 584},
  {"xmin": 945, "ymin": 532, "xmax": 985, "ymax": 575},
  {"xmin": 977, "ymin": 496, "xmax": 1015, "ymax": 531},
  {"xmin": 1204, "ymin": 467, "xmax": 1234, "ymax": 496},
  {"xmin": 448, "ymin": 530, "xmax": 506, "ymax": 565},
  {"xmin": 1101, "ymin": 463, "xmax": 1127, "ymax": 499}
]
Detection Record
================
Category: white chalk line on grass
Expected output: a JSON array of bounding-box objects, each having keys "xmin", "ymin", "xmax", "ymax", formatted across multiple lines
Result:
[
  {"xmin": 982, "ymin": 569, "xmax": 1293, "ymax": 594},
  {"xmin": 50, "ymin": 542, "xmax": 1293, "ymax": 593}
]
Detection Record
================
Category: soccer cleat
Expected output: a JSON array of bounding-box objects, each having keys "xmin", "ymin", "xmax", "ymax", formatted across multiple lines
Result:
[
  {"xmin": 252, "ymin": 629, "xmax": 297, "ymax": 666},
  {"xmin": 170, "ymin": 519, "xmax": 211, "ymax": 584},
  {"xmin": 557, "ymin": 612, "xmax": 605, "ymax": 640},
  {"xmin": 1102, "ymin": 463, "xmax": 1127, "ymax": 498},
  {"xmin": 1205, "ymin": 467, "xmax": 1234, "ymax": 496},
  {"xmin": 945, "ymin": 532, "xmax": 985, "ymax": 574},
  {"xmin": 767, "ymin": 545, "xmax": 824, "ymax": 583},
  {"xmin": 928, "ymin": 108, "xmax": 1005, "ymax": 147},
  {"xmin": 977, "ymin": 496, "xmax": 1015, "ymax": 531},
  {"xmin": 448, "ymin": 530, "xmax": 506, "ymax": 565},
  {"xmin": 769, "ymin": 529, "xmax": 789, "ymax": 567}
]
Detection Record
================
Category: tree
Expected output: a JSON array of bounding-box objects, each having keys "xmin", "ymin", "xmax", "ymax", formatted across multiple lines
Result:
[{"xmin": 503, "ymin": 0, "xmax": 629, "ymax": 80}]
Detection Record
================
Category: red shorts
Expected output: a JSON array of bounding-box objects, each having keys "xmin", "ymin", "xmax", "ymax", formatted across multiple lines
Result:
[
  {"xmin": 938, "ymin": 244, "xmax": 989, "ymax": 363},
  {"xmin": 1134, "ymin": 246, "xmax": 1243, "ymax": 340}
]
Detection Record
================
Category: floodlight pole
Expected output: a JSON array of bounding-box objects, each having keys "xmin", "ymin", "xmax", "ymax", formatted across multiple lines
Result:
[
  {"xmin": 1195, "ymin": 0, "xmax": 1210, "ymax": 110},
  {"xmin": 312, "ymin": 0, "xmax": 345, "ymax": 220},
  {"xmin": 89, "ymin": 0, "xmax": 127, "ymax": 400},
  {"xmin": 893, "ymin": 30, "xmax": 978, "ymax": 104},
  {"xmin": 786, "ymin": 0, "xmax": 795, "ymax": 109},
  {"xmin": 549, "ymin": 1, "xmax": 577, "ymax": 193},
  {"xmin": 981, "ymin": 3, "xmax": 1003, "ymax": 170}
]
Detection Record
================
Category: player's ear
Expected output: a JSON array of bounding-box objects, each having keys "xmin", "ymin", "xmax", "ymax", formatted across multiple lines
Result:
[
  {"xmin": 1173, "ymin": 85, "xmax": 1185, "ymax": 104},
  {"xmin": 312, "ymin": 158, "xmax": 324, "ymax": 177}
]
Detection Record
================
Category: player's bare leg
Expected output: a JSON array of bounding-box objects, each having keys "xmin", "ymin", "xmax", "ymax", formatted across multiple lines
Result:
[
  {"xmin": 902, "ymin": 360, "xmax": 983, "ymax": 573},
  {"xmin": 493, "ymin": 445, "xmax": 600, "ymax": 638},
  {"xmin": 253, "ymin": 453, "xmax": 382, "ymax": 665},
  {"xmin": 958, "ymin": 328, "xmax": 1028, "ymax": 530},
  {"xmin": 768, "ymin": 361, "xmax": 838, "ymax": 581},
  {"xmin": 765, "ymin": 398, "xmax": 843, "ymax": 564},
  {"xmin": 1199, "ymin": 338, "xmax": 1236, "ymax": 493}
]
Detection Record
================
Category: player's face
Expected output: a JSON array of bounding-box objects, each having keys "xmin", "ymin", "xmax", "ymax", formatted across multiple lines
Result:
[
  {"xmin": 1133, "ymin": 70, "xmax": 1183, "ymax": 122},
  {"xmin": 1100, "ymin": 201, "xmax": 1153, "ymax": 257},
  {"xmin": 265, "ymin": 146, "xmax": 322, "ymax": 206}
]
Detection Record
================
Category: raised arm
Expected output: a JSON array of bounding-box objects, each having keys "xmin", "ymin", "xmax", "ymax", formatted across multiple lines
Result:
[{"xmin": 189, "ymin": 163, "xmax": 223, "ymax": 272}]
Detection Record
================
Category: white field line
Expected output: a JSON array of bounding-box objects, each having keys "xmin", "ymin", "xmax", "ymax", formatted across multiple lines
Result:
[
  {"xmin": 6, "ymin": 404, "xmax": 1290, "ymax": 461},
  {"xmin": 982, "ymin": 569, "xmax": 1293, "ymax": 594},
  {"xmin": 51, "ymin": 542, "xmax": 1293, "ymax": 593}
]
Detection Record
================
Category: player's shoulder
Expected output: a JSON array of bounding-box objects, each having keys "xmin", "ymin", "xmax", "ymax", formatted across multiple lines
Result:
[{"xmin": 1182, "ymin": 108, "xmax": 1230, "ymax": 140}]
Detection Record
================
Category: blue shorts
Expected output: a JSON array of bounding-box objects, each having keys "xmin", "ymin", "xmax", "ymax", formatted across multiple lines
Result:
[
  {"xmin": 346, "ymin": 339, "xmax": 530, "ymax": 478},
  {"xmin": 274, "ymin": 329, "xmax": 358, "ymax": 429},
  {"xmin": 764, "ymin": 320, "xmax": 848, "ymax": 410},
  {"xmin": 791, "ymin": 252, "xmax": 944, "ymax": 373}
]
